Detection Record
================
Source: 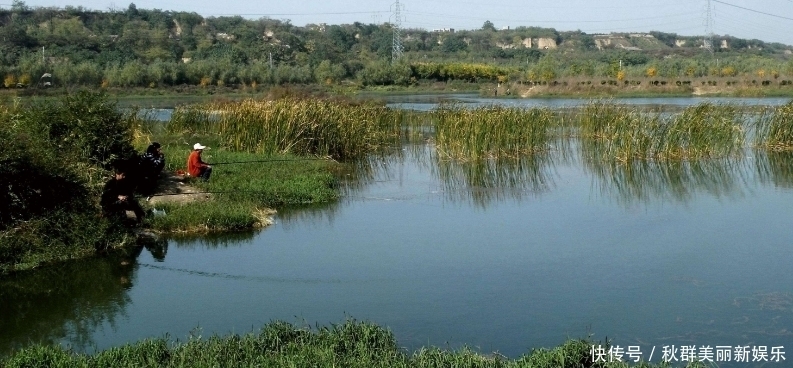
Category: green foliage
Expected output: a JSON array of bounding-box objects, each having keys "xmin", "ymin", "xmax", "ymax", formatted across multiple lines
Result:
[
  {"xmin": 441, "ymin": 34, "xmax": 469, "ymax": 53},
  {"xmin": 24, "ymin": 91, "xmax": 137, "ymax": 167},
  {"xmin": 0, "ymin": 92, "xmax": 138, "ymax": 273},
  {"xmin": 0, "ymin": 4, "xmax": 792, "ymax": 90},
  {"xmin": 0, "ymin": 319, "xmax": 712, "ymax": 367}
]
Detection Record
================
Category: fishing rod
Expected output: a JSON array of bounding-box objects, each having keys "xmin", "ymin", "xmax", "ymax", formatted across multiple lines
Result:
[
  {"xmin": 145, "ymin": 190, "xmax": 412, "ymax": 202},
  {"xmin": 207, "ymin": 157, "xmax": 336, "ymax": 165}
]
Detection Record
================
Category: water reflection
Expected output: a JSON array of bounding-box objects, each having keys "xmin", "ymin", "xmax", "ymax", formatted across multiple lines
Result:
[
  {"xmin": 583, "ymin": 152, "xmax": 748, "ymax": 205},
  {"xmin": 276, "ymin": 202, "xmax": 342, "ymax": 229},
  {"xmin": 168, "ymin": 231, "xmax": 257, "ymax": 249},
  {"xmin": 432, "ymin": 154, "xmax": 556, "ymax": 207},
  {"xmin": 755, "ymin": 150, "xmax": 793, "ymax": 188},
  {"xmin": 0, "ymin": 254, "xmax": 137, "ymax": 355}
]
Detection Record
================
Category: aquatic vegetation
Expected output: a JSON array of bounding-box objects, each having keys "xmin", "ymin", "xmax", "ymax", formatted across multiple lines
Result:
[
  {"xmin": 168, "ymin": 98, "xmax": 407, "ymax": 160},
  {"xmin": 579, "ymin": 102, "xmax": 744, "ymax": 161},
  {"xmin": 433, "ymin": 104, "xmax": 557, "ymax": 160},
  {"xmin": 754, "ymin": 101, "xmax": 793, "ymax": 150}
]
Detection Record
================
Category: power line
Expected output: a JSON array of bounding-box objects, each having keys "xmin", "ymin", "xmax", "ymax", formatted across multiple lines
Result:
[
  {"xmin": 403, "ymin": 10, "xmax": 696, "ymax": 24},
  {"xmin": 711, "ymin": 0, "xmax": 793, "ymax": 21},
  {"xmin": 213, "ymin": 11, "xmax": 388, "ymax": 17}
]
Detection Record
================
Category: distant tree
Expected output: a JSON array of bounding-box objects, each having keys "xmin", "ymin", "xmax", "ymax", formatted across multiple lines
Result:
[
  {"xmin": 441, "ymin": 35, "xmax": 468, "ymax": 53},
  {"xmin": 482, "ymin": 20, "xmax": 496, "ymax": 32}
]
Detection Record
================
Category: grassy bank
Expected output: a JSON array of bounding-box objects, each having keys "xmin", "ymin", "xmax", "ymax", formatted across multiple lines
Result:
[
  {"xmin": 0, "ymin": 320, "xmax": 708, "ymax": 368},
  {"xmin": 141, "ymin": 146, "xmax": 341, "ymax": 233},
  {"xmin": 0, "ymin": 92, "xmax": 352, "ymax": 273}
]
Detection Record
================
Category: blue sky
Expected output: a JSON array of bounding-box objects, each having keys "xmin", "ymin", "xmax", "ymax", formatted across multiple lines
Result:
[{"xmin": 12, "ymin": 0, "xmax": 793, "ymax": 45}]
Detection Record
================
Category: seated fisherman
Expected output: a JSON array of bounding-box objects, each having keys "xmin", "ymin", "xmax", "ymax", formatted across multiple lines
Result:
[
  {"xmin": 187, "ymin": 143, "xmax": 212, "ymax": 181},
  {"xmin": 139, "ymin": 142, "xmax": 165, "ymax": 194},
  {"xmin": 101, "ymin": 164, "xmax": 145, "ymax": 224}
]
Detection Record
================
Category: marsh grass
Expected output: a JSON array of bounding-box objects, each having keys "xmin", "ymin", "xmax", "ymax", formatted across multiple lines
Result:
[
  {"xmin": 579, "ymin": 102, "xmax": 744, "ymax": 161},
  {"xmin": 167, "ymin": 98, "xmax": 406, "ymax": 160},
  {"xmin": 1, "ymin": 320, "xmax": 711, "ymax": 368},
  {"xmin": 433, "ymin": 104, "xmax": 557, "ymax": 160},
  {"xmin": 754, "ymin": 101, "xmax": 793, "ymax": 150}
]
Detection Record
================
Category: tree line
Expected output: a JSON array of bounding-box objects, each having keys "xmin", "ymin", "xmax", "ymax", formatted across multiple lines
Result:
[{"xmin": 1, "ymin": 1, "xmax": 792, "ymax": 89}]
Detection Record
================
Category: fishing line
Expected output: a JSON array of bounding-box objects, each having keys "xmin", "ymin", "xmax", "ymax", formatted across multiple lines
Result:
[
  {"xmin": 138, "ymin": 263, "xmax": 344, "ymax": 284},
  {"xmin": 146, "ymin": 190, "xmax": 421, "ymax": 202},
  {"xmin": 208, "ymin": 157, "xmax": 336, "ymax": 165}
]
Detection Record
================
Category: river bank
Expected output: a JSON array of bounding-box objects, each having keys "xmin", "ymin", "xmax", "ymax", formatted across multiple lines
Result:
[
  {"xmin": 0, "ymin": 319, "xmax": 710, "ymax": 368},
  {"xmin": 4, "ymin": 77, "xmax": 793, "ymax": 108}
]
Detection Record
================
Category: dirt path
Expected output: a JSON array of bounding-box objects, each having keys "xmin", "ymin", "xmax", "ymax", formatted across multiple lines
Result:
[{"xmin": 146, "ymin": 172, "xmax": 212, "ymax": 205}]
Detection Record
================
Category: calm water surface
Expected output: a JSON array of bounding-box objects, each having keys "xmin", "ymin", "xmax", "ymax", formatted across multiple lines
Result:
[{"xmin": 2, "ymin": 97, "xmax": 793, "ymax": 365}]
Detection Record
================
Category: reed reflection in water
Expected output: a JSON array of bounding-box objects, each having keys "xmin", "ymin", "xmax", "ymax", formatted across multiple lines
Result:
[
  {"xmin": 755, "ymin": 149, "xmax": 793, "ymax": 189},
  {"xmin": 583, "ymin": 152, "xmax": 749, "ymax": 206}
]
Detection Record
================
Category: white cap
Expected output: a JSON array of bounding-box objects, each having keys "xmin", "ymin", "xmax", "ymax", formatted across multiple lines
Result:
[{"xmin": 193, "ymin": 143, "xmax": 206, "ymax": 150}]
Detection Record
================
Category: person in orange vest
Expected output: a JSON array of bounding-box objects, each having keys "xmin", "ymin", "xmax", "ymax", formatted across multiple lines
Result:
[{"xmin": 187, "ymin": 143, "xmax": 212, "ymax": 181}]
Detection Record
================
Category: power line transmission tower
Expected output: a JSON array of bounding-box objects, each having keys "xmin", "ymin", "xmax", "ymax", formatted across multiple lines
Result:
[
  {"xmin": 703, "ymin": 0, "xmax": 714, "ymax": 52},
  {"xmin": 391, "ymin": 0, "xmax": 404, "ymax": 62}
]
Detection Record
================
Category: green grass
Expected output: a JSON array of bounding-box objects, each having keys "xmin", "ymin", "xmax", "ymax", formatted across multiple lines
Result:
[
  {"xmin": 0, "ymin": 320, "xmax": 705, "ymax": 368},
  {"xmin": 0, "ymin": 320, "xmax": 712, "ymax": 368},
  {"xmin": 135, "ymin": 138, "xmax": 341, "ymax": 234}
]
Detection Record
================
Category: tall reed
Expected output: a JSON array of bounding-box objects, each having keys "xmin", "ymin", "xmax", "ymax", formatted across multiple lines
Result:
[
  {"xmin": 754, "ymin": 101, "xmax": 793, "ymax": 150},
  {"xmin": 579, "ymin": 102, "xmax": 744, "ymax": 161},
  {"xmin": 168, "ymin": 98, "xmax": 406, "ymax": 160},
  {"xmin": 433, "ymin": 104, "xmax": 556, "ymax": 160}
]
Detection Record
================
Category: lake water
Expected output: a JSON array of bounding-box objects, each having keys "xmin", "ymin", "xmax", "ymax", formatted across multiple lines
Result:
[{"xmin": 2, "ymin": 96, "xmax": 793, "ymax": 366}]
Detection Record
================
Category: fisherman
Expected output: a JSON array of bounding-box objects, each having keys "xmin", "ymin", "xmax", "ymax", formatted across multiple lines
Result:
[
  {"xmin": 139, "ymin": 142, "xmax": 165, "ymax": 194},
  {"xmin": 101, "ymin": 163, "xmax": 145, "ymax": 224},
  {"xmin": 187, "ymin": 143, "xmax": 212, "ymax": 181}
]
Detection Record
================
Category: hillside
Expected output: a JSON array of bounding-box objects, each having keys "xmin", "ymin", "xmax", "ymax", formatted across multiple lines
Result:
[{"xmin": 0, "ymin": 2, "xmax": 792, "ymax": 91}]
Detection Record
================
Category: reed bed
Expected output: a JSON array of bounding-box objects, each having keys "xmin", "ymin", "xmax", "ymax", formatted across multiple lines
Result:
[
  {"xmin": 579, "ymin": 102, "xmax": 744, "ymax": 161},
  {"xmin": 754, "ymin": 101, "xmax": 793, "ymax": 150},
  {"xmin": 433, "ymin": 104, "xmax": 557, "ymax": 160},
  {"xmin": 168, "ymin": 98, "xmax": 406, "ymax": 160}
]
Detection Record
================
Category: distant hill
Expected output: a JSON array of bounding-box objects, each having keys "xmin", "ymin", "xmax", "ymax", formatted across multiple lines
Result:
[{"xmin": 0, "ymin": 3, "xmax": 791, "ymax": 90}]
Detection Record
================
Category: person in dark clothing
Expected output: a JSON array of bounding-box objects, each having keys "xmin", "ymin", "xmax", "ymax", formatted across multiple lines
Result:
[
  {"xmin": 139, "ymin": 142, "xmax": 165, "ymax": 195},
  {"xmin": 101, "ymin": 166, "xmax": 145, "ymax": 224}
]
